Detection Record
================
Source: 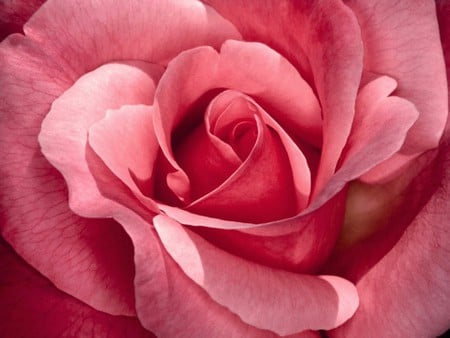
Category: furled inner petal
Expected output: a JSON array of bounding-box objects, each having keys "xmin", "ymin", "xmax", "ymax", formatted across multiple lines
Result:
[
  {"xmin": 153, "ymin": 215, "xmax": 359, "ymax": 336},
  {"xmin": 179, "ymin": 92, "xmax": 301, "ymax": 223},
  {"xmin": 153, "ymin": 39, "xmax": 321, "ymax": 204}
]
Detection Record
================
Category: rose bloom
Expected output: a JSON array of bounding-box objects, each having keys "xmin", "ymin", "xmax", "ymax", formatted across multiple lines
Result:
[{"xmin": 0, "ymin": 0, "xmax": 449, "ymax": 337}]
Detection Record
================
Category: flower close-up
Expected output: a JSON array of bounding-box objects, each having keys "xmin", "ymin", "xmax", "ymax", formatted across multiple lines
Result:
[{"xmin": 1, "ymin": 0, "xmax": 449, "ymax": 337}]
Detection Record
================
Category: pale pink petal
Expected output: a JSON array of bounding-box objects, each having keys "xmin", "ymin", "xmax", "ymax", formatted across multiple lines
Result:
[
  {"xmin": 0, "ymin": 37, "xmax": 138, "ymax": 316},
  {"xmin": 39, "ymin": 61, "xmax": 163, "ymax": 218},
  {"xmin": 109, "ymin": 210, "xmax": 280, "ymax": 338},
  {"xmin": 203, "ymin": 0, "xmax": 364, "ymax": 196},
  {"xmin": 24, "ymin": 0, "xmax": 241, "ymax": 79},
  {"xmin": 306, "ymin": 78, "xmax": 419, "ymax": 213},
  {"xmin": 153, "ymin": 215, "xmax": 359, "ymax": 335},
  {"xmin": 330, "ymin": 139, "xmax": 450, "ymax": 337},
  {"xmin": 88, "ymin": 104, "xmax": 159, "ymax": 200},
  {"xmin": 0, "ymin": 237, "xmax": 155, "ymax": 338},
  {"xmin": 345, "ymin": 0, "xmax": 448, "ymax": 157}
]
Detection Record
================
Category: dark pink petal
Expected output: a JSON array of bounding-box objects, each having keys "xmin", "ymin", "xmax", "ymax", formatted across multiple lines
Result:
[
  {"xmin": 153, "ymin": 40, "xmax": 321, "ymax": 202},
  {"xmin": 153, "ymin": 215, "xmax": 359, "ymax": 335},
  {"xmin": 192, "ymin": 188, "xmax": 347, "ymax": 273},
  {"xmin": 330, "ymin": 138, "xmax": 450, "ymax": 337},
  {"xmin": 0, "ymin": 237, "xmax": 155, "ymax": 338},
  {"xmin": 0, "ymin": 38, "xmax": 137, "ymax": 316},
  {"xmin": 24, "ymin": 0, "xmax": 241, "ymax": 79},
  {"xmin": 345, "ymin": 0, "xmax": 448, "ymax": 159},
  {"xmin": 185, "ymin": 93, "xmax": 301, "ymax": 222},
  {"xmin": 39, "ymin": 61, "xmax": 163, "ymax": 218},
  {"xmin": 203, "ymin": 0, "xmax": 364, "ymax": 197},
  {"xmin": 0, "ymin": 0, "xmax": 44, "ymax": 40},
  {"xmin": 89, "ymin": 104, "xmax": 159, "ymax": 201},
  {"xmin": 437, "ymin": 0, "xmax": 450, "ymax": 102}
]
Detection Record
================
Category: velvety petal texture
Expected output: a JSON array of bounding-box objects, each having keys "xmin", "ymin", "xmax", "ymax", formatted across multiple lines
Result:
[
  {"xmin": 203, "ymin": 0, "xmax": 364, "ymax": 196},
  {"xmin": 0, "ymin": 38, "xmax": 139, "ymax": 317},
  {"xmin": 39, "ymin": 61, "xmax": 163, "ymax": 218},
  {"xmin": 0, "ymin": 238, "xmax": 155, "ymax": 338},
  {"xmin": 345, "ymin": 0, "xmax": 448, "ymax": 182},
  {"xmin": 0, "ymin": 0, "xmax": 45, "ymax": 40},
  {"xmin": 153, "ymin": 215, "xmax": 358, "ymax": 335},
  {"xmin": 24, "ymin": 0, "xmax": 241, "ymax": 79}
]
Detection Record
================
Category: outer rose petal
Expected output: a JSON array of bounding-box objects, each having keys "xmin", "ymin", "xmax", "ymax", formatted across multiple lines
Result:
[
  {"xmin": 0, "ymin": 38, "xmax": 138, "ymax": 316},
  {"xmin": 330, "ymin": 137, "xmax": 450, "ymax": 337},
  {"xmin": 24, "ymin": 0, "xmax": 241, "ymax": 79},
  {"xmin": 345, "ymin": 0, "xmax": 448, "ymax": 181},
  {"xmin": 0, "ymin": 0, "xmax": 45, "ymax": 40},
  {"xmin": 437, "ymin": 0, "xmax": 450, "ymax": 102},
  {"xmin": 0, "ymin": 238, "xmax": 155, "ymax": 338},
  {"xmin": 153, "ymin": 215, "xmax": 359, "ymax": 335}
]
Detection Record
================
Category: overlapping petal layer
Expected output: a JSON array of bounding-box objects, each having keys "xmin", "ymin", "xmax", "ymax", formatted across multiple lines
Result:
[
  {"xmin": 0, "ymin": 238, "xmax": 154, "ymax": 338},
  {"xmin": 0, "ymin": 38, "xmax": 138, "ymax": 317},
  {"xmin": 153, "ymin": 215, "xmax": 358, "ymax": 335}
]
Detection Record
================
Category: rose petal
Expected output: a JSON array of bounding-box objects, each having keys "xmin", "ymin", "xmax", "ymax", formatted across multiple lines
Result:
[
  {"xmin": 192, "ymin": 188, "xmax": 347, "ymax": 273},
  {"xmin": 153, "ymin": 215, "xmax": 359, "ymax": 335},
  {"xmin": 0, "ymin": 37, "xmax": 137, "ymax": 316},
  {"xmin": 107, "ymin": 209, "xmax": 283, "ymax": 338},
  {"xmin": 330, "ymin": 138, "xmax": 450, "ymax": 337},
  {"xmin": 345, "ymin": 0, "xmax": 448, "ymax": 157},
  {"xmin": 39, "ymin": 61, "xmax": 163, "ymax": 218},
  {"xmin": 437, "ymin": 0, "xmax": 450, "ymax": 109},
  {"xmin": 0, "ymin": 237, "xmax": 154, "ymax": 338},
  {"xmin": 184, "ymin": 94, "xmax": 300, "ymax": 222},
  {"xmin": 24, "ymin": 0, "xmax": 241, "ymax": 79},
  {"xmin": 153, "ymin": 39, "xmax": 321, "ymax": 201},
  {"xmin": 307, "ymin": 78, "xmax": 419, "ymax": 213},
  {"xmin": 89, "ymin": 104, "xmax": 159, "ymax": 200},
  {"xmin": 0, "ymin": 0, "xmax": 44, "ymax": 40},
  {"xmin": 203, "ymin": 0, "xmax": 364, "ymax": 197}
]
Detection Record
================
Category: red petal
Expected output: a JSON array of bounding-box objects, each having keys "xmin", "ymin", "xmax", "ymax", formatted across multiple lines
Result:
[
  {"xmin": 153, "ymin": 40, "xmax": 321, "ymax": 202},
  {"xmin": 192, "ymin": 188, "xmax": 347, "ymax": 273},
  {"xmin": 185, "ymin": 94, "xmax": 300, "ymax": 222},
  {"xmin": 0, "ymin": 0, "xmax": 44, "ymax": 40},
  {"xmin": 153, "ymin": 215, "xmax": 359, "ymax": 335},
  {"xmin": 0, "ymin": 237, "xmax": 154, "ymax": 338}
]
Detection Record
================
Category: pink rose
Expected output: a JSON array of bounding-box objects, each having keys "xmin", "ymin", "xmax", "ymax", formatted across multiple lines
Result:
[{"xmin": 1, "ymin": 0, "xmax": 449, "ymax": 337}]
